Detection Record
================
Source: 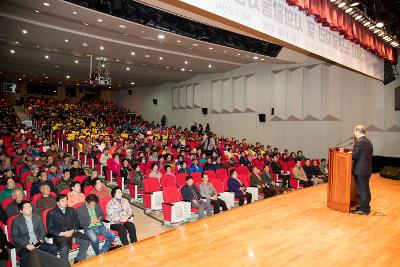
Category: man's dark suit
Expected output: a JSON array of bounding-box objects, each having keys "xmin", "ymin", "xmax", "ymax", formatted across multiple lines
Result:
[{"xmin": 352, "ymin": 135, "xmax": 373, "ymax": 213}]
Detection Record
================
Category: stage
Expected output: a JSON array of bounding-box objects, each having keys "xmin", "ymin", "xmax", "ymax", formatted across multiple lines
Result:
[{"xmin": 76, "ymin": 174, "xmax": 400, "ymax": 267}]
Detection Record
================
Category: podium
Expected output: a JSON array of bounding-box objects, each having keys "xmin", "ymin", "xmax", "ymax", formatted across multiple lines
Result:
[{"xmin": 327, "ymin": 147, "xmax": 358, "ymax": 213}]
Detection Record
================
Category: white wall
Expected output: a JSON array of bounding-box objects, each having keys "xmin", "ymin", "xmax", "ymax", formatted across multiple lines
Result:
[{"xmin": 114, "ymin": 62, "xmax": 400, "ymax": 159}]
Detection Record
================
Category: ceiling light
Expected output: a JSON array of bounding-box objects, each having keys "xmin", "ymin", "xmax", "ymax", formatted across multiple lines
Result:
[
  {"xmin": 184, "ymin": 61, "xmax": 188, "ymax": 64},
  {"xmin": 145, "ymin": 55, "xmax": 150, "ymax": 58},
  {"xmin": 130, "ymin": 52, "xmax": 135, "ymax": 56},
  {"xmin": 159, "ymin": 56, "xmax": 163, "ymax": 60},
  {"xmin": 126, "ymin": 67, "xmax": 130, "ymax": 71},
  {"xmin": 338, "ymin": 2, "xmax": 346, "ymax": 8},
  {"xmin": 166, "ymin": 66, "xmax": 170, "ymax": 69},
  {"xmin": 236, "ymin": 53, "xmax": 241, "ymax": 56},
  {"xmin": 34, "ymin": 10, "xmax": 40, "ymax": 13},
  {"xmin": 130, "ymin": 82, "xmax": 135, "ymax": 85},
  {"xmin": 43, "ymin": 2, "xmax": 50, "ymax": 6},
  {"xmin": 100, "ymin": 46, "xmax": 104, "ymax": 50},
  {"xmin": 158, "ymin": 34, "xmax": 165, "ymax": 39},
  {"xmin": 73, "ymin": 11, "xmax": 77, "ymax": 15},
  {"xmin": 101, "ymin": 64, "xmax": 105, "ymax": 68},
  {"xmin": 83, "ymin": 22, "xmax": 89, "ymax": 26},
  {"xmin": 350, "ymin": 2, "xmax": 359, "ymax": 6},
  {"xmin": 97, "ymin": 18, "xmax": 103, "ymax": 22},
  {"xmin": 345, "ymin": 7, "xmax": 353, "ymax": 13},
  {"xmin": 192, "ymin": 44, "xmax": 198, "ymax": 47},
  {"xmin": 64, "ymin": 39, "xmax": 69, "ymax": 43},
  {"xmin": 374, "ymin": 29, "xmax": 380, "ymax": 33},
  {"xmin": 45, "ymin": 76, "xmax": 48, "ymax": 79},
  {"xmin": 180, "ymin": 68, "xmax": 186, "ymax": 71},
  {"xmin": 189, "ymin": 69, "xmax": 193, "ymax": 72},
  {"xmin": 123, "ymin": 33, "xmax": 128, "ymax": 36},
  {"xmin": 18, "ymin": 78, "xmax": 21, "ymax": 81},
  {"xmin": 378, "ymin": 32, "xmax": 385, "ymax": 37},
  {"xmin": 376, "ymin": 22, "xmax": 384, "ymax": 28},
  {"xmin": 66, "ymin": 75, "xmax": 70, "ymax": 79},
  {"xmin": 330, "ymin": 0, "xmax": 336, "ymax": 2},
  {"xmin": 45, "ymin": 55, "xmax": 49, "ymax": 59},
  {"xmin": 74, "ymin": 60, "xmax": 79, "ymax": 64},
  {"xmin": 208, "ymin": 64, "xmax": 212, "ymax": 68},
  {"xmin": 177, "ymin": 40, "xmax": 181, "ymax": 43},
  {"xmin": 369, "ymin": 25, "xmax": 375, "ymax": 30},
  {"xmin": 14, "ymin": 41, "xmax": 20, "ymax": 45},
  {"xmin": 116, "ymin": 59, "xmax": 120, "ymax": 62},
  {"xmin": 260, "ymin": 58, "xmax": 265, "ymax": 61},
  {"xmin": 209, "ymin": 47, "xmax": 214, "ymax": 50},
  {"xmin": 36, "ymin": 45, "xmax": 40, "ymax": 48},
  {"xmin": 364, "ymin": 21, "xmax": 371, "ymax": 26},
  {"xmin": 253, "ymin": 56, "xmax": 259, "ymax": 60},
  {"xmin": 118, "ymin": 24, "xmax": 127, "ymax": 29},
  {"xmin": 355, "ymin": 15, "xmax": 362, "ymax": 20},
  {"xmin": 22, "ymin": 29, "xmax": 28, "ymax": 34},
  {"xmin": 109, "ymin": 86, "xmax": 111, "ymax": 89}
]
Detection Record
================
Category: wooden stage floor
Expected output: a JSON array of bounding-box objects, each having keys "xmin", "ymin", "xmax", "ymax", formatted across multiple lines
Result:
[{"xmin": 77, "ymin": 174, "xmax": 400, "ymax": 267}]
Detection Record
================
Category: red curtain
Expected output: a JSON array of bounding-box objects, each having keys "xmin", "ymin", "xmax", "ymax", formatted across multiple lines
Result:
[{"xmin": 286, "ymin": 0, "xmax": 397, "ymax": 63}]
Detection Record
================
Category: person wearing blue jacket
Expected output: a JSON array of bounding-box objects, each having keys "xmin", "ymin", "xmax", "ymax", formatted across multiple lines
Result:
[
  {"xmin": 227, "ymin": 169, "xmax": 252, "ymax": 206},
  {"xmin": 188, "ymin": 159, "xmax": 203, "ymax": 174}
]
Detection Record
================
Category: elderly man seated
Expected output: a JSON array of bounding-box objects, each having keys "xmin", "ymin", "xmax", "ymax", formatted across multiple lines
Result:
[{"xmin": 35, "ymin": 184, "xmax": 57, "ymax": 215}]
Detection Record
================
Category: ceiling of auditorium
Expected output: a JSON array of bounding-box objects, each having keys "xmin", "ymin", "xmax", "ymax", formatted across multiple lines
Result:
[{"xmin": 0, "ymin": 0, "xmax": 291, "ymax": 90}]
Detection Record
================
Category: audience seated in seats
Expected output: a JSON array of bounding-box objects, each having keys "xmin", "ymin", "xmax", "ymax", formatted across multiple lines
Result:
[
  {"xmin": 260, "ymin": 165, "xmax": 286, "ymax": 195},
  {"xmin": 120, "ymin": 158, "xmax": 132, "ymax": 185},
  {"xmin": 45, "ymin": 143, "xmax": 58, "ymax": 158},
  {"xmin": 131, "ymin": 163, "xmax": 144, "ymax": 190},
  {"xmin": 271, "ymin": 155, "xmax": 291, "ymax": 189},
  {"xmin": 89, "ymin": 145, "xmax": 101, "ymax": 164},
  {"xmin": 203, "ymin": 157, "xmax": 216, "ymax": 172},
  {"xmin": 81, "ymin": 169, "xmax": 98, "ymax": 192},
  {"xmin": 25, "ymin": 164, "xmax": 40, "ymax": 187},
  {"xmin": 89, "ymin": 178, "xmax": 110, "ymax": 200},
  {"xmin": 319, "ymin": 159, "xmax": 328, "ymax": 178},
  {"xmin": 125, "ymin": 149, "xmax": 135, "ymax": 167},
  {"xmin": 289, "ymin": 152, "xmax": 297, "ymax": 161},
  {"xmin": 99, "ymin": 148, "xmax": 112, "ymax": 168},
  {"xmin": 296, "ymin": 150, "xmax": 306, "ymax": 161},
  {"xmin": 148, "ymin": 150, "xmax": 159, "ymax": 162},
  {"xmin": 106, "ymin": 187, "xmax": 137, "ymax": 246},
  {"xmin": 111, "ymin": 154, "xmax": 122, "ymax": 176},
  {"xmin": 292, "ymin": 160, "xmax": 313, "ymax": 187},
  {"xmin": 47, "ymin": 164, "xmax": 62, "ymax": 181},
  {"xmin": 56, "ymin": 169, "xmax": 72, "ymax": 194},
  {"xmin": 148, "ymin": 162, "xmax": 162, "ymax": 180},
  {"xmin": 227, "ymin": 169, "xmax": 252, "ymax": 206},
  {"xmin": 313, "ymin": 160, "xmax": 328, "ymax": 182},
  {"xmin": 178, "ymin": 161, "xmax": 189, "ymax": 174},
  {"xmin": 158, "ymin": 155, "xmax": 166, "ymax": 171},
  {"xmin": 6, "ymin": 188, "xmax": 25, "ymax": 219},
  {"xmin": 0, "ymin": 220, "xmax": 7, "ymax": 265},
  {"xmin": 250, "ymin": 166, "xmax": 276, "ymax": 198},
  {"xmin": 199, "ymin": 153, "xmax": 207, "ymax": 164},
  {"xmin": 30, "ymin": 171, "xmax": 56, "ymax": 198},
  {"xmin": 251, "ymin": 153, "xmax": 264, "ymax": 171},
  {"xmin": 181, "ymin": 176, "xmax": 212, "ymax": 219},
  {"xmin": 214, "ymin": 157, "xmax": 224, "ymax": 170},
  {"xmin": 76, "ymin": 194, "xmax": 115, "ymax": 255},
  {"xmin": 70, "ymin": 159, "xmax": 86, "ymax": 179},
  {"xmin": 60, "ymin": 155, "xmax": 71, "ymax": 172},
  {"xmin": 188, "ymin": 159, "xmax": 203, "ymax": 174},
  {"xmin": 35, "ymin": 184, "xmax": 56, "ymax": 215},
  {"xmin": 303, "ymin": 159, "xmax": 324, "ymax": 186},
  {"xmin": 46, "ymin": 194, "xmax": 90, "ymax": 263},
  {"xmin": 67, "ymin": 181, "xmax": 85, "ymax": 207},
  {"xmin": 0, "ymin": 177, "xmax": 23, "ymax": 202},
  {"xmin": 11, "ymin": 200, "xmax": 57, "ymax": 267},
  {"xmin": 164, "ymin": 164, "xmax": 175, "ymax": 178},
  {"xmin": 199, "ymin": 173, "xmax": 227, "ymax": 214}
]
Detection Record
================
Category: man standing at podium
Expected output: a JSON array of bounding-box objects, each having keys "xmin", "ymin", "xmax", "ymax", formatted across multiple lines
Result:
[{"xmin": 352, "ymin": 125, "xmax": 373, "ymax": 215}]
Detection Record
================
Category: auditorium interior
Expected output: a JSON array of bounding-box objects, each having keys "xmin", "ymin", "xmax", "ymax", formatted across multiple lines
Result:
[{"xmin": 0, "ymin": 0, "xmax": 399, "ymax": 266}]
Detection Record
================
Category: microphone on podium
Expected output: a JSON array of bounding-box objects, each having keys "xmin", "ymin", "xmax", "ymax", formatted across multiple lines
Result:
[{"xmin": 334, "ymin": 137, "xmax": 354, "ymax": 147}]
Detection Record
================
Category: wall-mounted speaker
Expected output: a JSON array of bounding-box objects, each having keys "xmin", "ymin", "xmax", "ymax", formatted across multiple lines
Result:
[
  {"xmin": 153, "ymin": 99, "xmax": 157, "ymax": 105},
  {"xmin": 128, "ymin": 90, "xmax": 132, "ymax": 95},
  {"xmin": 271, "ymin": 108, "xmax": 275, "ymax": 116},
  {"xmin": 202, "ymin": 108, "xmax": 208, "ymax": 115},
  {"xmin": 258, "ymin": 113, "xmax": 266, "ymax": 122}
]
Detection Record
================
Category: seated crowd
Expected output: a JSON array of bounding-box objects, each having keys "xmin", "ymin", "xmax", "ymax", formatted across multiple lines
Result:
[{"xmin": 0, "ymin": 96, "xmax": 328, "ymax": 266}]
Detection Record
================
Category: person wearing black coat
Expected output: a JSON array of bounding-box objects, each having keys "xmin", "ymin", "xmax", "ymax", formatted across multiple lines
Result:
[
  {"xmin": 46, "ymin": 194, "xmax": 90, "ymax": 263},
  {"xmin": 352, "ymin": 125, "xmax": 373, "ymax": 215}
]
